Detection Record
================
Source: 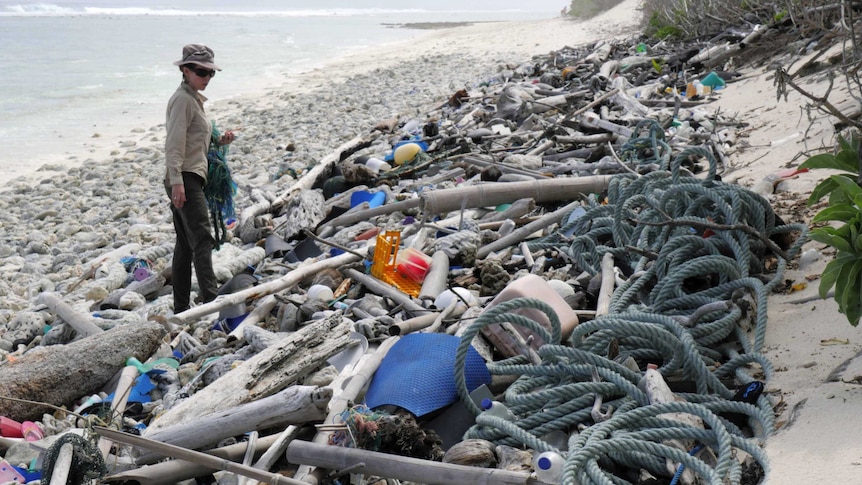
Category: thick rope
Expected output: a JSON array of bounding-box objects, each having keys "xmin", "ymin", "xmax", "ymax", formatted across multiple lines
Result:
[{"xmin": 453, "ymin": 121, "xmax": 807, "ymax": 484}]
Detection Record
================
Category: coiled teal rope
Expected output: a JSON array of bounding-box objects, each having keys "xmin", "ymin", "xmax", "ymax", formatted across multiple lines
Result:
[
  {"xmin": 452, "ymin": 121, "xmax": 806, "ymax": 484},
  {"xmin": 206, "ymin": 122, "xmax": 238, "ymax": 249}
]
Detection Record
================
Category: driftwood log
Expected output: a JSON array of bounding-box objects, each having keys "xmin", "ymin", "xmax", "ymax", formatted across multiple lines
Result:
[
  {"xmin": 271, "ymin": 134, "xmax": 373, "ymax": 215},
  {"xmin": 316, "ymin": 198, "xmax": 422, "ymax": 234},
  {"xmin": 135, "ymin": 385, "xmax": 329, "ymax": 465},
  {"xmin": 170, "ymin": 249, "xmax": 365, "ymax": 326},
  {"xmin": 0, "ymin": 321, "xmax": 165, "ymax": 422},
  {"xmin": 476, "ymin": 199, "xmax": 583, "ymax": 259},
  {"xmin": 146, "ymin": 312, "xmax": 353, "ymax": 431},
  {"xmin": 343, "ymin": 269, "xmax": 429, "ymax": 316}
]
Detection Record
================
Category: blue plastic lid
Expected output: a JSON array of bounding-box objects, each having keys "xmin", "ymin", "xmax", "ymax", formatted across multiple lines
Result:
[
  {"xmin": 481, "ymin": 398, "xmax": 493, "ymax": 410},
  {"xmin": 538, "ymin": 456, "xmax": 552, "ymax": 470}
]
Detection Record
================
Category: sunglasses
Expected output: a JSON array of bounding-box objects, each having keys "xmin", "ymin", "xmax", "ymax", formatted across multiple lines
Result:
[{"xmin": 187, "ymin": 66, "xmax": 216, "ymax": 78}]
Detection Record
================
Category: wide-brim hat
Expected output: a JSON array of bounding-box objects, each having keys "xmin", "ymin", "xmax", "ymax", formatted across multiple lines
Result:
[{"xmin": 173, "ymin": 43, "xmax": 221, "ymax": 71}]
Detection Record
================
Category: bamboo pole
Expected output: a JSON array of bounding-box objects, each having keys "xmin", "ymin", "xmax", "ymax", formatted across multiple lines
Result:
[
  {"xmin": 389, "ymin": 312, "xmax": 441, "ymax": 335},
  {"xmin": 461, "ymin": 156, "xmax": 551, "ymax": 179},
  {"xmin": 95, "ymin": 427, "xmax": 306, "ymax": 485},
  {"xmin": 228, "ymin": 294, "xmax": 279, "ymax": 341},
  {"xmin": 244, "ymin": 426, "xmax": 301, "ymax": 485},
  {"xmin": 38, "ymin": 292, "xmax": 104, "ymax": 337},
  {"xmin": 596, "ymin": 252, "xmax": 615, "ymax": 317},
  {"xmin": 102, "ymin": 434, "xmax": 281, "ymax": 485},
  {"xmin": 417, "ymin": 251, "xmax": 451, "ymax": 303},
  {"xmin": 98, "ymin": 365, "xmax": 139, "ymax": 457},
  {"xmin": 287, "ymin": 440, "xmax": 552, "ymax": 485},
  {"xmin": 419, "ymin": 175, "xmax": 612, "ymax": 217}
]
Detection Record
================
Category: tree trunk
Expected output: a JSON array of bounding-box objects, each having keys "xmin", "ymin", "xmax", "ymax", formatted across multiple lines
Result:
[{"xmin": 0, "ymin": 321, "xmax": 165, "ymax": 422}]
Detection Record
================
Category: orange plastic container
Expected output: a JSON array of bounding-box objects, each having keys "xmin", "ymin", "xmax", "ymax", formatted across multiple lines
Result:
[{"xmin": 370, "ymin": 231, "xmax": 423, "ymax": 297}]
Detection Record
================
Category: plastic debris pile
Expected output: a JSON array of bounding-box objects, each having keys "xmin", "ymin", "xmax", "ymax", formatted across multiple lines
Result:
[{"xmin": 0, "ymin": 27, "xmax": 812, "ymax": 485}]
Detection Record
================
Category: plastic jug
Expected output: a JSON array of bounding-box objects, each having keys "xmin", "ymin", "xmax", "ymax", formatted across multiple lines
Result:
[
  {"xmin": 480, "ymin": 398, "xmax": 517, "ymax": 421},
  {"xmin": 479, "ymin": 274, "xmax": 579, "ymax": 357},
  {"xmin": 534, "ymin": 451, "xmax": 565, "ymax": 483}
]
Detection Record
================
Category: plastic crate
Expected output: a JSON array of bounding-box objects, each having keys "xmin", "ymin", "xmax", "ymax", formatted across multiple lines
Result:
[{"xmin": 370, "ymin": 231, "xmax": 422, "ymax": 297}]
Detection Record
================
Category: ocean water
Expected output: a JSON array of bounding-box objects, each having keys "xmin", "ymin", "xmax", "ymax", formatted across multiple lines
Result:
[{"xmin": 0, "ymin": 0, "xmax": 563, "ymax": 178}]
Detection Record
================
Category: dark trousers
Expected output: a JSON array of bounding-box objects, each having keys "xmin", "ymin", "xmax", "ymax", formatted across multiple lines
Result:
[{"xmin": 165, "ymin": 173, "xmax": 219, "ymax": 313}]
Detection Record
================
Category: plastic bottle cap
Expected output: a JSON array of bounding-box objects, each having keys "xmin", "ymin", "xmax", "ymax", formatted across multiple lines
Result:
[
  {"xmin": 537, "ymin": 456, "xmax": 552, "ymax": 470},
  {"xmin": 480, "ymin": 398, "xmax": 493, "ymax": 411}
]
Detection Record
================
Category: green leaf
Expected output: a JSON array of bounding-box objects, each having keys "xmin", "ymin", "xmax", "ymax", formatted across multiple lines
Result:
[
  {"xmin": 836, "ymin": 149, "xmax": 861, "ymax": 173},
  {"xmin": 820, "ymin": 257, "xmax": 848, "ymax": 298},
  {"xmin": 809, "ymin": 227, "xmax": 854, "ymax": 252},
  {"xmin": 808, "ymin": 227, "xmax": 835, "ymax": 244},
  {"xmin": 846, "ymin": 297, "xmax": 862, "ymax": 327},
  {"xmin": 808, "ymin": 178, "xmax": 839, "ymax": 205},
  {"xmin": 800, "ymin": 153, "xmax": 858, "ymax": 173},
  {"xmin": 831, "ymin": 175, "xmax": 862, "ymax": 200},
  {"xmin": 838, "ymin": 133, "xmax": 858, "ymax": 153},
  {"xmin": 830, "ymin": 185, "xmax": 852, "ymax": 206},
  {"xmin": 835, "ymin": 259, "xmax": 862, "ymax": 326},
  {"xmin": 812, "ymin": 203, "xmax": 858, "ymax": 223}
]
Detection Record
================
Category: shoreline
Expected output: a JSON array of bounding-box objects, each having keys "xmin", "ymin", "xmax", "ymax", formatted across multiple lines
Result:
[{"xmin": 4, "ymin": 13, "xmax": 634, "ymax": 188}]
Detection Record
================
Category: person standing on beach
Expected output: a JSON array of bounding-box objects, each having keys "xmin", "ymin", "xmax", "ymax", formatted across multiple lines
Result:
[{"xmin": 165, "ymin": 44, "xmax": 235, "ymax": 313}]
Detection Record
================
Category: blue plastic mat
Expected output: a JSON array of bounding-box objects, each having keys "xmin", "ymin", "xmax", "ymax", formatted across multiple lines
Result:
[{"xmin": 365, "ymin": 333, "xmax": 491, "ymax": 417}]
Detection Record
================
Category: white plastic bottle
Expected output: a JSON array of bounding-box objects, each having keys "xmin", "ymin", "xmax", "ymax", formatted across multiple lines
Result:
[
  {"xmin": 534, "ymin": 450, "xmax": 565, "ymax": 483},
  {"xmin": 480, "ymin": 398, "xmax": 517, "ymax": 421}
]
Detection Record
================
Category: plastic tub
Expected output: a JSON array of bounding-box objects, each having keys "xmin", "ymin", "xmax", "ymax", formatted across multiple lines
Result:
[{"xmin": 395, "ymin": 247, "xmax": 432, "ymax": 283}]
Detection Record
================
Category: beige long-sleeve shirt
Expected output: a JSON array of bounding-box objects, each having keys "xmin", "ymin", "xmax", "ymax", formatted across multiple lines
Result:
[{"xmin": 165, "ymin": 82, "xmax": 210, "ymax": 186}]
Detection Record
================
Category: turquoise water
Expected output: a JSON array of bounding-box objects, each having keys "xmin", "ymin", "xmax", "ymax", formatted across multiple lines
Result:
[{"xmin": 0, "ymin": 1, "xmax": 562, "ymax": 176}]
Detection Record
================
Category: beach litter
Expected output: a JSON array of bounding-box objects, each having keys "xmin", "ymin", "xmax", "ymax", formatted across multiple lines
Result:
[{"xmin": 0, "ymin": 23, "xmax": 818, "ymax": 485}]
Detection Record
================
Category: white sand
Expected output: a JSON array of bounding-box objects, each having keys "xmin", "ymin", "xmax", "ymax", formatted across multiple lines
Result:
[{"xmin": 715, "ymin": 50, "xmax": 862, "ymax": 483}]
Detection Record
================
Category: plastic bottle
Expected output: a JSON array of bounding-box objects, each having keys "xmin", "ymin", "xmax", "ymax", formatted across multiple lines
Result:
[
  {"xmin": 798, "ymin": 248, "xmax": 821, "ymax": 270},
  {"xmin": 480, "ymin": 398, "xmax": 517, "ymax": 421},
  {"xmin": 533, "ymin": 450, "xmax": 565, "ymax": 483}
]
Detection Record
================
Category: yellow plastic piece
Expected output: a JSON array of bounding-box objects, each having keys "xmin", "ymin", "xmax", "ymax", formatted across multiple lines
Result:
[
  {"xmin": 393, "ymin": 143, "xmax": 421, "ymax": 166},
  {"xmin": 370, "ymin": 231, "xmax": 422, "ymax": 297}
]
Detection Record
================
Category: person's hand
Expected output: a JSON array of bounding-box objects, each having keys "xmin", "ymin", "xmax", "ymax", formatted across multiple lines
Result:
[
  {"xmin": 218, "ymin": 130, "xmax": 236, "ymax": 146},
  {"xmin": 171, "ymin": 184, "xmax": 186, "ymax": 209}
]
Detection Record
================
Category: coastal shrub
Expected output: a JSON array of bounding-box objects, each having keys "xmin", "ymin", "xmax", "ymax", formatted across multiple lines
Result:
[
  {"xmin": 639, "ymin": 0, "xmax": 844, "ymax": 40},
  {"xmin": 801, "ymin": 132, "xmax": 862, "ymax": 326},
  {"xmin": 566, "ymin": 0, "xmax": 625, "ymax": 19},
  {"xmin": 647, "ymin": 12, "xmax": 683, "ymax": 39}
]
